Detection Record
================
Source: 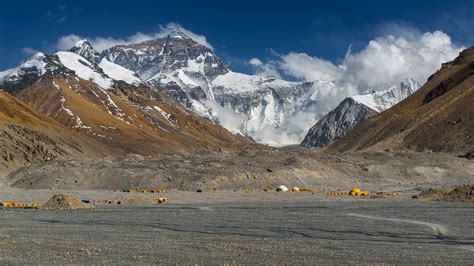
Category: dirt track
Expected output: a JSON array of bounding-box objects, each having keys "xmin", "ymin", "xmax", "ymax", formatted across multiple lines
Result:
[{"xmin": 0, "ymin": 193, "xmax": 473, "ymax": 264}]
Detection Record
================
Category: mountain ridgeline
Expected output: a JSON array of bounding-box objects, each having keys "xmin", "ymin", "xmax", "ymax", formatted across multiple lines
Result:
[
  {"xmin": 1, "ymin": 30, "xmax": 425, "ymax": 147},
  {"xmin": 0, "ymin": 40, "xmax": 247, "ymax": 164},
  {"xmin": 1, "ymin": 29, "xmax": 472, "ymax": 162}
]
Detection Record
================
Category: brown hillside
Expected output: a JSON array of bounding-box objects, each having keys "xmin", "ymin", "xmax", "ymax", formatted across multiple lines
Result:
[
  {"xmin": 0, "ymin": 90, "xmax": 113, "ymax": 174},
  {"xmin": 329, "ymin": 47, "xmax": 474, "ymax": 154},
  {"xmin": 9, "ymin": 73, "xmax": 247, "ymax": 155}
]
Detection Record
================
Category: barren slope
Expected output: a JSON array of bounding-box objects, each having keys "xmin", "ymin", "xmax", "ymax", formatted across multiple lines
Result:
[
  {"xmin": 10, "ymin": 73, "xmax": 246, "ymax": 155},
  {"xmin": 0, "ymin": 90, "xmax": 112, "ymax": 175}
]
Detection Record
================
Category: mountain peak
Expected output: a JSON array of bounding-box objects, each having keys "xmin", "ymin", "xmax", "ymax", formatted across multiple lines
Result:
[
  {"xmin": 68, "ymin": 39, "xmax": 101, "ymax": 63},
  {"xmin": 30, "ymin": 52, "xmax": 46, "ymax": 60},
  {"xmin": 167, "ymin": 30, "xmax": 191, "ymax": 40},
  {"xmin": 73, "ymin": 39, "xmax": 92, "ymax": 48},
  {"xmin": 0, "ymin": 52, "xmax": 47, "ymax": 84}
]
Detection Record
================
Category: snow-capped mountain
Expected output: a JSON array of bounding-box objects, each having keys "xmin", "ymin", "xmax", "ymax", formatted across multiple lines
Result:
[
  {"xmin": 0, "ymin": 42, "xmax": 245, "ymax": 154},
  {"xmin": 101, "ymin": 30, "xmax": 330, "ymax": 146},
  {"xmin": 0, "ymin": 49, "xmax": 143, "ymax": 94},
  {"xmin": 301, "ymin": 79, "xmax": 421, "ymax": 149},
  {"xmin": 0, "ymin": 52, "xmax": 48, "ymax": 89},
  {"xmin": 351, "ymin": 78, "xmax": 420, "ymax": 112},
  {"xmin": 0, "ymin": 32, "xmax": 421, "ymax": 148}
]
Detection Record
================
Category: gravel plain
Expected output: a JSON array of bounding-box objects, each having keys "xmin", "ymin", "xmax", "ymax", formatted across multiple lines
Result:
[{"xmin": 0, "ymin": 191, "xmax": 473, "ymax": 264}]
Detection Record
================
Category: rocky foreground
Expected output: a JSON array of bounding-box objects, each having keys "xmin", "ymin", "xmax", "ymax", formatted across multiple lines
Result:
[{"xmin": 0, "ymin": 192, "xmax": 472, "ymax": 264}]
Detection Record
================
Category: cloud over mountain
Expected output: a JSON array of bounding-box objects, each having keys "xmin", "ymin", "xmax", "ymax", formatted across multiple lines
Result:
[
  {"xmin": 245, "ymin": 29, "xmax": 463, "ymax": 145},
  {"xmin": 270, "ymin": 30, "xmax": 463, "ymax": 93},
  {"xmin": 50, "ymin": 25, "xmax": 464, "ymax": 146},
  {"xmin": 56, "ymin": 22, "xmax": 213, "ymax": 52}
]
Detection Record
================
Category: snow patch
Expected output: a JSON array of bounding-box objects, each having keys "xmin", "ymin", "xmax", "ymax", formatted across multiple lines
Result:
[
  {"xmin": 52, "ymin": 80, "xmax": 60, "ymax": 91},
  {"xmin": 59, "ymin": 96, "xmax": 74, "ymax": 117},
  {"xmin": 98, "ymin": 58, "xmax": 142, "ymax": 85},
  {"xmin": 74, "ymin": 116, "xmax": 90, "ymax": 129},
  {"xmin": 56, "ymin": 51, "xmax": 113, "ymax": 89},
  {"xmin": 153, "ymin": 105, "xmax": 172, "ymax": 121},
  {"xmin": 176, "ymin": 69, "xmax": 200, "ymax": 87}
]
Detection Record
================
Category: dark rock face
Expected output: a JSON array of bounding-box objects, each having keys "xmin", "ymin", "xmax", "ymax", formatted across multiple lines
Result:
[{"xmin": 301, "ymin": 98, "xmax": 377, "ymax": 149}]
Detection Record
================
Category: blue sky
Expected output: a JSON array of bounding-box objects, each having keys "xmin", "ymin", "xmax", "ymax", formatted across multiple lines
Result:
[{"xmin": 1, "ymin": 0, "xmax": 473, "ymax": 73}]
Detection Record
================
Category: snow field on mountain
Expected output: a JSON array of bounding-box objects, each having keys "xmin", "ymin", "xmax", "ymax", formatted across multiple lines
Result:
[
  {"xmin": 351, "ymin": 79, "xmax": 420, "ymax": 112},
  {"xmin": 99, "ymin": 58, "xmax": 142, "ymax": 85},
  {"xmin": 56, "ymin": 51, "xmax": 113, "ymax": 89}
]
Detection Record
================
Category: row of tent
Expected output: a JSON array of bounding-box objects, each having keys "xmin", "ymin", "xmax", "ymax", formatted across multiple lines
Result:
[
  {"xmin": 276, "ymin": 185, "xmax": 301, "ymax": 192},
  {"xmin": 327, "ymin": 187, "xmax": 370, "ymax": 196},
  {"xmin": 120, "ymin": 189, "xmax": 168, "ymax": 193},
  {"xmin": 0, "ymin": 202, "xmax": 42, "ymax": 207}
]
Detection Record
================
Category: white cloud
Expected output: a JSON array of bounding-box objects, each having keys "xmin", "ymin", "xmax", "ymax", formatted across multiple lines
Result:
[
  {"xmin": 20, "ymin": 47, "xmax": 39, "ymax": 55},
  {"xmin": 276, "ymin": 30, "xmax": 463, "ymax": 92},
  {"xmin": 54, "ymin": 23, "xmax": 213, "ymax": 52},
  {"xmin": 249, "ymin": 58, "xmax": 262, "ymax": 66},
  {"xmin": 57, "ymin": 16, "xmax": 67, "ymax": 23},
  {"xmin": 202, "ymin": 99, "xmax": 247, "ymax": 135},
  {"xmin": 279, "ymin": 52, "xmax": 343, "ymax": 81},
  {"xmin": 341, "ymin": 31, "xmax": 463, "ymax": 89},
  {"xmin": 56, "ymin": 34, "xmax": 82, "ymax": 50},
  {"xmin": 248, "ymin": 29, "xmax": 463, "ymax": 146},
  {"xmin": 249, "ymin": 58, "xmax": 281, "ymax": 78},
  {"xmin": 161, "ymin": 22, "xmax": 213, "ymax": 50}
]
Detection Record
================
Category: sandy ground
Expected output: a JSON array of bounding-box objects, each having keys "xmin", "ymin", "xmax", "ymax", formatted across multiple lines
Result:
[{"xmin": 0, "ymin": 191, "xmax": 473, "ymax": 264}]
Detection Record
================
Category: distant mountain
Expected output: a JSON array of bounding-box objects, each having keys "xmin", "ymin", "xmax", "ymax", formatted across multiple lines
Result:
[
  {"xmin": 0, "ymin": 41, "xmax": 246, "ymax": 156},
  {"xmin": 101, "ymin": 30, "xmax": 335, "ymax": 146},
  {"xmin": 300, "ymin": 98, "xmax": 378, "ymax": 149},
  {"xmin": 328, "ymin": 47, "xmax": 474, "ymax": 154},
  {"xmin": 301, "ymin": 79, "xmax": 420, "ymax": 148}
]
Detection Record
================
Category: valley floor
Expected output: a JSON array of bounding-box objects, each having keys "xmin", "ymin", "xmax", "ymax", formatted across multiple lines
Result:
[
  {"xmin": 0, "ymin": 192, "xmax": 473, "ymax": 264},
  {"xmin": 0, "ymin": 150, "xmax": 472, "ymax": 264}
]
